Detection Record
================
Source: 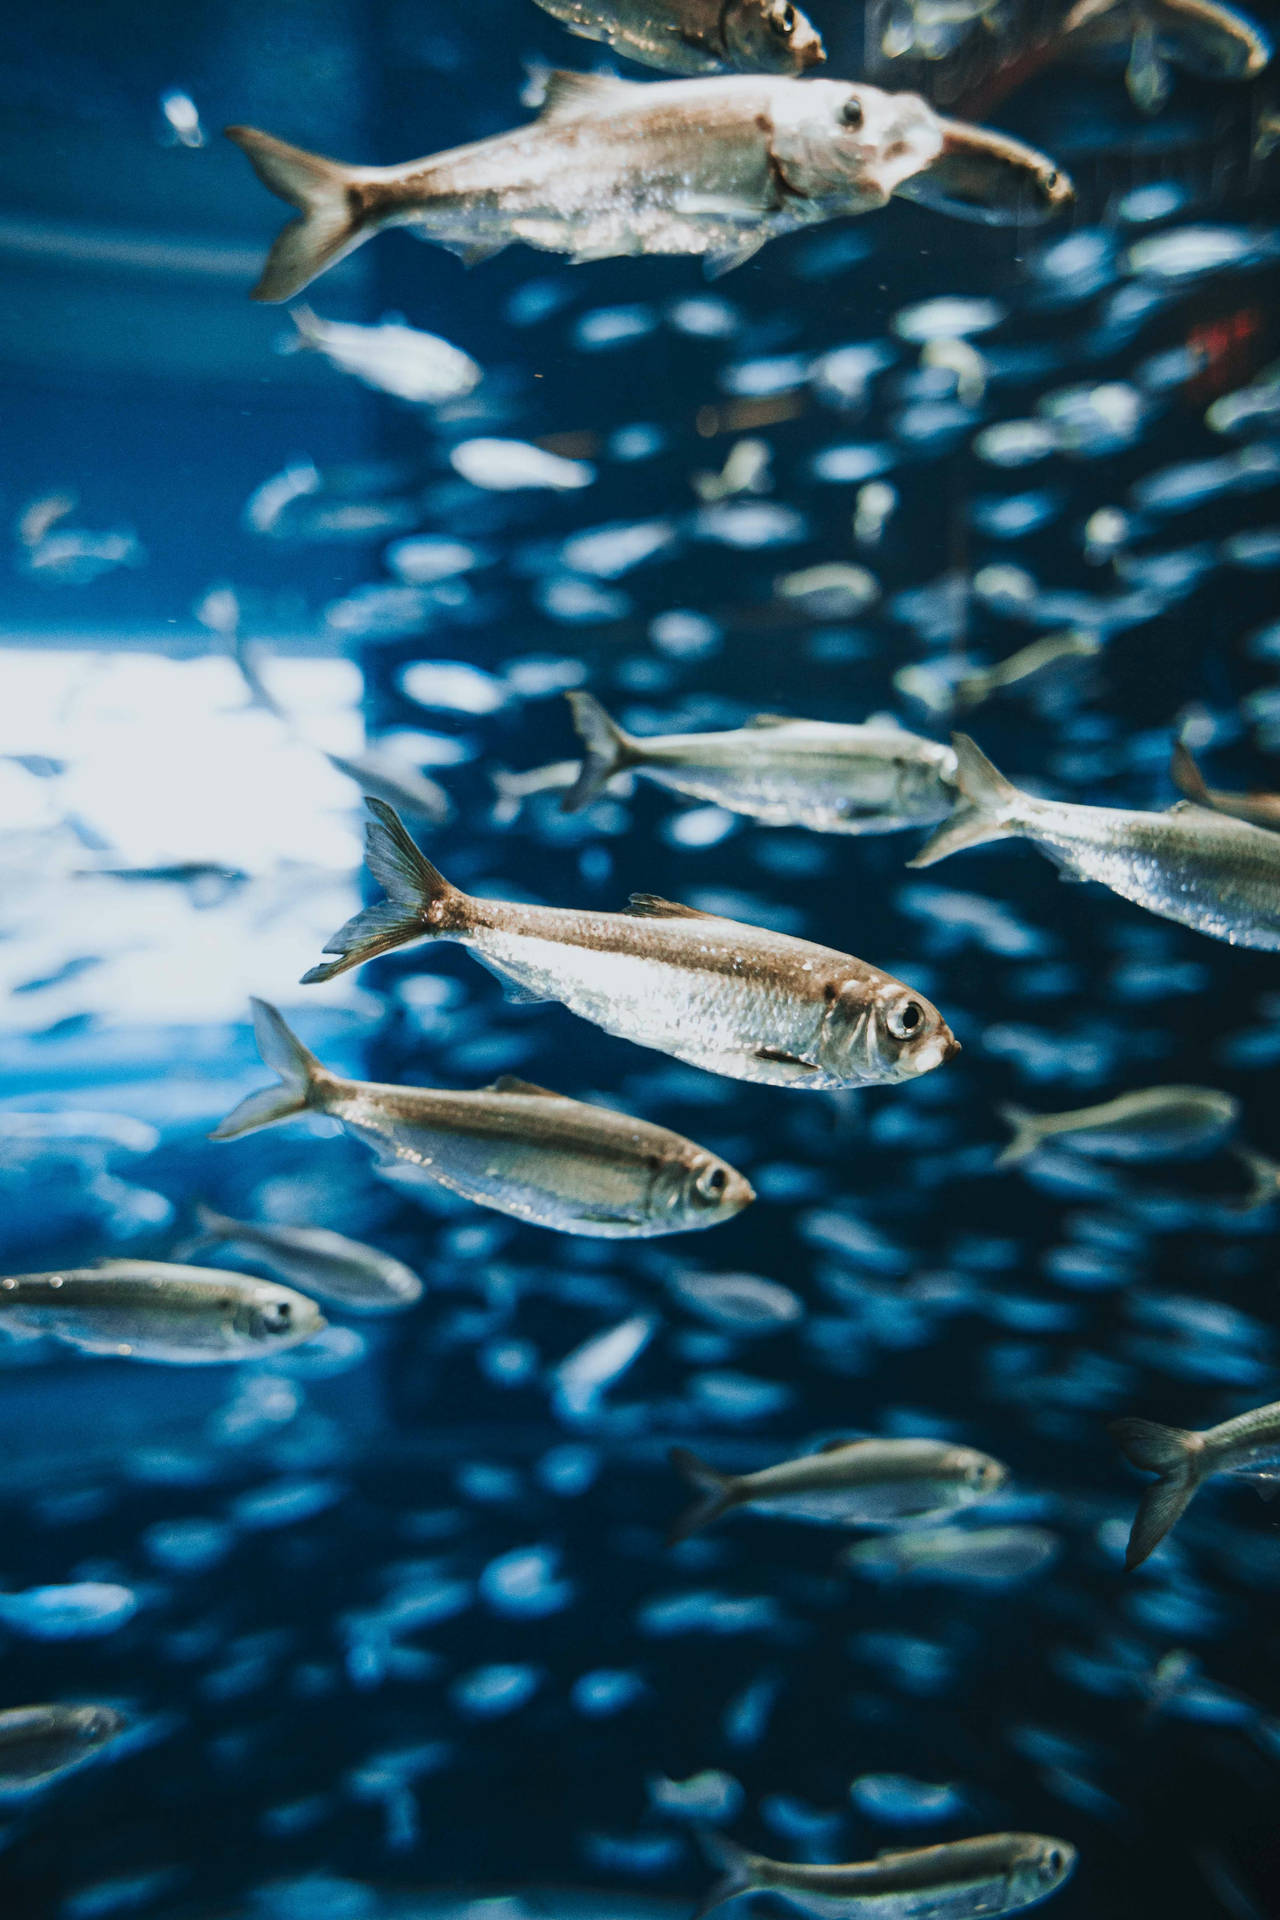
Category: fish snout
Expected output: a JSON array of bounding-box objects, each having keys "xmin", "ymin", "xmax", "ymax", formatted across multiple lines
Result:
[{"xmin": 942, "ymin": 1030, "xmax": 962, "ymax": 1063}]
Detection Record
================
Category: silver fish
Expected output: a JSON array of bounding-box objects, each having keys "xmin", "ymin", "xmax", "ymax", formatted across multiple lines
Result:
[
  {"xmin": 212, "ymin": 1000, "xmax": 754, "ymax": 1239},
  {"xmin": 998, "ymin": 1085, "xmax": 1239, "ymax": 1167},
  {"xmin": 324, "ymin": 747, "xmax": 452, "ymax": 827},
  {"xmin": 1170, "ymin": 734, "xmax": 1280, "ymax": 832},
  {"xmin": 531, "ymin": 0, "xmax": 826, "ymax": 75},
  {"xmin": 183, "ymin": 1203, "xmax": 424, "ymax": 1314},
  {"xmin": 285, "ymin": 305, "xmax": 482, "ymax": 404},
  {"xmin": 226, "ymin": 71, "xmax": 947, "ymax": 301},
  {"xmin": 1111, "ymin": 1398, "xmax": 1280, "ymax": 1569},
  {"xmin": 696, "ymin": 1830, "xmax": 1076, "ymax": 1918},
  {"xmin": 0, "ymin": 1704, "xmax": 128, "ymax": 1793},
  {"xmin": 896, "ymin": 118, "xmax": 1074, "ymax": 225},
  {"xmin": 492, "ymin": 758, "xmax": 588, "ymax": 822},
  {"xmin": 667, "ymin": 1436, "xmax": 1008, "ymax": 1540},
  {"xmin": 563, "ymin": 693, "xmax": 959, "ymax": 835},
  {"xmin": 0, "ymin": 1262, "xmax": 324, "ymax": 1364},
  {"xmin": 303, "ymin": 799, "xmax": 958, "ymax": 1090},
  {"xmin": 954, "ymin": 631, "xmax": 1101, "ymax": 713},
  {"xmin": 1062, "ymin": 0, "xmax": 1271, "ymax": 84},
  {"xmin": 843, "ymin": 1524, "xmax": 1061, "ymax": 1585},
  {"xmin": 910, "ymin": 733, "xmax": 1280, "ymax": 949}
]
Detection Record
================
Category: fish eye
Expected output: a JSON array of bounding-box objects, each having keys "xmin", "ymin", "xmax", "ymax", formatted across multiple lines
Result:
[
  {"xmin": 1043, "ymin": 1847, "xmax": 1067, "ymax": 1879},
  {"xmin": 1042, "ymin": 169, "xmax": 1059, "ymax": 191},
  {"xmin": 841, "ymin": 95, "xmax": 864, "ymax": 128},
  {"xmin": 886, "ymin": 998, "xmax": 925, "ymax": 1040},
  {"xmin": 696, "ymin": 1162, "xmax": 730, "ymax": 1202},
  {"xmin": 258, "ymin": 1297, "xmax": 293, "ymax": 1335},
  {"xmin": 770, "ymin": 0, "xmax": 796, "ymax": 32}
]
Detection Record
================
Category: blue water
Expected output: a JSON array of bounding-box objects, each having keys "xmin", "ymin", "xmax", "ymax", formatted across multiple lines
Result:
[{"xmin": 3, "ymin": 2, "xmax": 1280, "ymax": 1916}]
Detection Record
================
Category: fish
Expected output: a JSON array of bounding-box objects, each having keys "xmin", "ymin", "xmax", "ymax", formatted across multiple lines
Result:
[
  {"xmin": 492, "ymin": 759, "xmax": 588, "ymax": 821},
  {"xmin": 284, "ymin": 306, "xmax": 482, "ymax": 405},
  {"xmin": 843, "ymin": 1524, "xmax": 1061, "ymax": 1584},
  {"xmin": 303, "ymin": 799, "xmax": 958, "ymax": 1090},
  {"xmin": 530, "ymin": 0, "xmax": 826, "ymax": 76},
  {"xmin": 1111, "ymin": 1398, "xmax": 1280, "ymax": 1569},
  {"xmin": 0, "ymin": 1262, "xmax": 324, "ymax": 1364},
  {"xmin": 562, "ymin": 693, "xmax": 960, "ymax": 836},
  {"xmin": 667, "ymin": 1436, "xmax": 1008, "ymax": 1540},
  {"xmin": 896, "ymin": 120, "xmax": 1074, "ymax": 226},
  {"xmin": 324, "ymin": 747, "xmax": 453, "ymax": 826},
  {"xmin": 180, "ymin": 1203, "xmax": 424, "ymax": 1314},
  {"xmin": 226, "ymin": 72, "xmax": 948, "ymax": 300},
  {"xmin": 694, "ymin": 1829, "xmax": 1076, "ymax": 1918},
  {"xmin": 1230, "ymin": 1145, "xmax": 1280, "ymax": 1211},
  {"xmin": 953, "ymin": 631, "xmax": 1102, "ymax": 713},
  {"xmin": 0, "ymin": 1704, "xmax": 127, "ymax": 1792},
  {"xmin": 1061, "ymin": 0, "xmax": 1271, "ymax": 85},
  {"xmin": 997, "ymin": 1086, "xmax": 1240, "ymax": 1166},
  {"xmin": 691, "ymin": 438, "xmax": 774, "ymax": 502},
  {"xmin": 909, "ymin": 733, "xmax": 1280, "ymax": 950},
  {"xmin": 211, "ymin": 1000, "xmax": 754, "ymax": 1238},
  {"xmin": 1170, "ymin": 734, "xmax": 1280, "ymax": 832}
]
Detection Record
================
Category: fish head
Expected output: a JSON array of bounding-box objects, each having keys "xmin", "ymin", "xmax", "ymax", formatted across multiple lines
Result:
[
  {"xmin": 946, "ymin": 1446, "xmax": 1009, "ymax": 1499},
  {"xmin": 1007, "ymin": 1837, "xmax": 1077, "ymax": 1904},
  {"xmin": 912, "ymin": 125, "xmax": 1074, "ymax": 225},
  {"xmin": 233, "ymin": 1281, "xmax": 325, "ymax": 1350},
  {"xmin": 769, "ymin": 81, "xmax": 944, "ymax": 209},
  {"xmin": 824, "ymin": 977, "xmax": 959, "ymax": 1083},
  {"xmin": 67, "ymin": 1704, "xmax": 127, "ymax": 1751},
  {"xmin": 723, "ymin": 0, "xmax": 826, "ymax": 74},
  {"xmin": 665, "ymin": 1149, "xmax": 756, "ymax": 1230}
]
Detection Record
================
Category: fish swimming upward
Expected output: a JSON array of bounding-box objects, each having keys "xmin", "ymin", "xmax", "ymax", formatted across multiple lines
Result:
[
  {"xmin": 531, "ymin": 0, "xmax": 826, "ymax": 75},
  {"xmin": 910, "ymin": 733, "xmax": 1280, "ymax": 949},
  {"xmin": 226, "ymin": 70, "xmax": 951, "ymax": 299},
  {"xmin": 303, "ymin": 799, "xmax": 958, "ymax": 1090},
  {"xmin": 1111, "ymin": 1398, "xmax": 1280, "ymax": 1568}
]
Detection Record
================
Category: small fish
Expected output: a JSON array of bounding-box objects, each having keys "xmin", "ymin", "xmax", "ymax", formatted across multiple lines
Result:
[
  {"xmin": 910, "ymin": 733, "xmax": 1280, "ymax": 949},
  {"xmin": 692, "ymin": 438, "xmax": 774, "ymax": 503},
  {"xmin": 227, "ymin": 72, "xmax": 947, "ymax": 300},
  {"xmin": 303, "ymin": 800, "xmax": 958, "ymax": 1089},
  {"xmin": 324, "ymin": 747, "xmax": 452, "ymax": 826},
  {"xmin": 182, "ymin": 1203, "xmax": 424, "ymax": 1314},
  {"xmin": 1111, "ymin": 1397, "xmax": 1280, "ymax": 1569},
  {"xmin": 0, "ymin": 1262, "xmax": 323, "ymax": 1364},
  {"xmin": 562, "ymin": 693, "xmax": 959, "ymax": 836},
  {"xmin": 492, "ymin": 759, "xmax": 587, "ymax": 820},
  {"xmin": 1170, "ymin": 734, "xmax": 1280, "ymax": 832},
  {"xmin": 212, "ymin": 1001, "xmax": 754, "ymax": 1238},
  {"xmin": 668, "ymin": 1436, "xmax": 1008, "ymax": 1540},
  {"xmin": 1230, "ymin": 1145, "xmax": 1280, "ymax": 1211},
  {"xmin": 897, "ymin": 119, "xmax": 1074, "ymax": 225},
  {"xmin": 998, "ymin": 1086, "xmax": 1239, "ymax": 1167},
  {"xmin": 843, "ymin": 1524, "xmax": 1061, "ymax": 1585},
  {"xmin": 531, "ymin": 0, "xmax": 826, "ymax": 75},
  {"xmin": 284, "ymin": 305, "xmax": 482, "ymax": 405},
  {"xmin": 0, "ymin": 1704, "xmax": 127, "ymax": 1792},
  {"xmin": 694, "ymin": 1829, "xmax": 1076, "ymax": 1918},
  {"xmin": 953, "ymin": 631, "xmax": 1101, "ymax": 713},
  {"xmin": 1061, "ymin": 0, "xmax": 1271, "ymax": 84}
]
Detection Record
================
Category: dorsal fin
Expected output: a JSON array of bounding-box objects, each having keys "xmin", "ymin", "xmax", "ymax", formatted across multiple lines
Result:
[
  {"xmin": 624, "ymin": 893, "xmax": 717, "ymax": 920},
  {"xmin": 817, "ymin": 1437, "xmax": 859, "ymax": 1454},
  {"xmin": 539, "ymin": 70, "xmax": 636, "ymax": 122},
  {"xmin": 485, "ymin": 1075, "xmax": 562, "ymax": 1098},
  {"xmin": 745, "ymin": 713, "xmax": 798, "ymax": 729}
]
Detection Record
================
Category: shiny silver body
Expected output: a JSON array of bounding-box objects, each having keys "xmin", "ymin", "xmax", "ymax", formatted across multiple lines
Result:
[
  {"xmin": 0, "ymin": 1262, "xmax": 323, "ymax": 1364},
  {"xmin": 531, "ymin": 0, "xmax": 826, "ymax": 75},
  {"xmin": 0, "ymin": 1705, "xmax": 127, "ymax": 1792},
  {"xmin": 710, "ymin": 1833, "xmax": 1076, "ymax": 1918},
  {"xmin": 190, "ymin": 1206, "xmax": 424, "ymax": 1313},
  {"xmin": 713, "ymin": 1436, "xmax": 1007, "ymax": 1525}
]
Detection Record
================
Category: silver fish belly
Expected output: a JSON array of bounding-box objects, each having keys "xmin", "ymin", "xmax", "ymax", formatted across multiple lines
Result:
[
  {"xmin": 699, "ymin": 1831, "xmax": 1076, "ymax": 1919},
  {"xmin": 0, "ymin": 1263, "xmax": 323, "ymax": 1364},
  {"xmin": 531, "ymin": 0, "xmax": 826, "ymax": 75}
]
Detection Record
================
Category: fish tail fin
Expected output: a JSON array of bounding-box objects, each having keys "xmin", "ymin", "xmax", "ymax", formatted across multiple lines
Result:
[
  {"xmin": 210, "ymin": 999, "xmax": 332, "ymax": 1140},
  {"xmin": 169, "ymin": 1200, "xmax": 236, "ymax": 1260},
  {"xmin": 996, "ymin": 1103, "xmax": 1043, "ymax": 1167},
  {"xmin": 691, "ymin": 1833, "xmax": 759, "ymax": 1920},
  {"xmin": 284, "ymin": 303, "xmax": 323, "ymax": 351},
  {"xmin": 1170, "ymin": 732, "xmax": 1213, "ymax": 807},
  {"xmin": 303, "ymin": 798, "xmax": 465, "ymax": 985},
  {"xmin": 562, "ymin": 691, "xmax": 637, "ymax": 812},
  {"xmin": 225, "ymin": 126, "xmax": 377, "ymax": 302},
  {"xmin": 667, "ymin": 1447, "xmax": 736, "ymax": 1546},
  {"xmin": 908, "ymin": 733, "xmax": 1024, "ymax": 868},
  {"xmin": 1230, "ymin": 1146, "xmax": 1280, "ymax": 1212},
  {"xmin": 1109, "ymin": 1417, "xmax": 1205, "ymax": 1570}
]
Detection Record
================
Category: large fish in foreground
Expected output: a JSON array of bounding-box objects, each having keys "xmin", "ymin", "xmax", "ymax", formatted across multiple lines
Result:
[
  {"xmin": 226, "ymin": 71, "xmax": 952, "ymax": 299},
  {"xmin": 1111, "ymin": 1399, "xmax": 1280, "ymax": 1569},
  {"xmin": 0, "ymin": 1263, "xmax": 323, "ymax": 1364},
  {"xmin": 563, "ymin": 692, "xmax": 959, "ymax": 833},
  {"xmin": 303, "ymin": 800, "xmax": 958, "ymax": 1090},
  {"xmin": 213, "ymin": 1000, "xmax": 753, "ymax": 1238},
  {"xmin": 531, "ymin": 0, "xmax": 826, "ymax": 75},
  {"xmin": 695, "ymin": 1829, "xmax": 1076, "ymax": 1918},
  {"xmin": 910, "ymin": 733, "xmax": 1280, "ymax": 949}
]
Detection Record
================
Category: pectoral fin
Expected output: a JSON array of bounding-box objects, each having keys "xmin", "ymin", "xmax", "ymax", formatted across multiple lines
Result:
[
  {"xmin": 473, "ymin": 955, "xmax": 554, "ymax": 1004},
  {"xmin": 704, "ymin": 236, "xmax": 768, "ymax": 279},
  {"xmin": 754, "ymin": 1046, "xmax": 820, "ymax": 1074}
]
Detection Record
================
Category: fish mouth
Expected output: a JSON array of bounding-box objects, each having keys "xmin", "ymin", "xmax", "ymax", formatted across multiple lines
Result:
[{"xmin": 942, "ymin": 1032, "xmax": 962, "ymax": 1062}]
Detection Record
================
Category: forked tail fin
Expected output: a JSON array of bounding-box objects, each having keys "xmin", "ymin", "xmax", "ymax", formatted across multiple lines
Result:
[
  {"xmin": 1170, "ymin": 733, "xmax": 1213, "ymax": 808},
  {"xmin": 211, "ymin": 1000, "xmax": 332, "ymax": 1140},
  {"xmin": 562, "ymin": 691, "xmax": 638, "ymax": 812},
  {"xmin": 225, "ymin": 127, "xmax": 379, "ymax": 302},
  {"xmin": 668, "ymin": 1447, "xmax": 737, "ymax": 1546},
  {"xmin": 170, "ymin": 1200, "xmax": 238, "ymax": 1260},
  {"xmin": 1109, "ymin": 1417, "xmax": 1205, "ymax": 1570},
  {"xmin": 908, "ymin": 732, "xmax": 1024, "ymax": 868},
  {"xmin": 302, "ymin": 798, "xmax": 465, "ymax": 985},
  {"xmin": 691, "ymin": 1833, "xmax": 759, "ymax": 1920},
  {"xmin": 996, "ymin": 1103, "xmax": 1044, "ymax": 1168}
]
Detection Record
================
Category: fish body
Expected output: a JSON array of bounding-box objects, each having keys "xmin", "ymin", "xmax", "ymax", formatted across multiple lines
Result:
[
  {"xmin": 998, "ymin": 1085, "xmax": 1239, "ymax": 1166},
  {"xmin": 1111, "ymin": 1398, "xmax": 1280, "ymax": 1568},
  {"xmin": 563, "ymin": 693, "xmax": 959, "ymax": 834},
  {"xmin": 896, "ymin": 118, "xmax": 1073, "ymax": 225},
  {"xmin": 696, "ymin": 1829, "xmax": 1076, "ymax": 1918},
  {"xmin": 531, "ymin": 0, "xmax": 826, "ymax": 75},
  {"xmin": 324, "ymin": 748, "xmax": 452, "ymax": 826},
  {"xmin": 227, "ymin": 72, "xmax": 947, "ymax": 300},
  {"xmin": 843, "ymin": 1524, "xmax": 1061, "ymax": 1584},
  {"xmin": 911, "ymin": 733, "xmax": 1280, "ymax": 949},
  {"xmin": 212, "ymin": 1001, "xmax": 753, "ymax": 1238},
  {"xmin": 0, "ymin": 1705, "xmax": 127, "ymax": 1792},
  {"xmin": 954, "ymin": 631, "xmax": 1101, "ymax": 712},
  {"xmin": 287, "ymin": 305, "xmax": 481, "ymax": 404},
  {"xmin": 304, "ymin": 800, "xmax": 958, "ymax": 1090},
  {"xmin": 1171, "ymin": 735, "xmax": 1280, "ymax": 832},
  {"xmin": 185, "ymin": 1204, "xmax": 424, "ymax": 1314},
  {"xmin": 1062, "ymin": 0, "xmax": 1271, "ymax": 80},
  {"xmin": 0, "ymin": 1262, "xmax": 323, "ymax": 1364},
  {"xmin": 668, "ymin": 1437, "xmax": 1007, "ymax": 1539}
]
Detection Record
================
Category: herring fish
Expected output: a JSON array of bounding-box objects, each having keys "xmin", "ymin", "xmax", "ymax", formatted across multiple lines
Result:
[
  {"xmin": 998, "ymin": 1085, "xmax": 1239, "ymax": 1166},
  {"xmin": 0, "ymin": 1705, "xmax": 127, "ymax": 1793},
  {"xmin": 1061, "ymin": 0, "xmax": 1271, "ymax": 86},
  {"xmin": 563, "ymin": 692, "xmax": 960, "ymax": 834},
  {"xmin": 303, "ymin": 800, "xmax": 958, "ymax": 1089},
  {"xmin": 531, "ymin": 0, "xmax": 826, "ymax": 75},
  {"xmin": 183, "ymin": 1203, "xmax": 424, "ymax": 1314},
  {"xmin": 212, "ymin": 1000, "xmax": 754, "ymax": 1238},
  {"xmin": 1111, "ymin": 1398, "xmax": 1280, "ymax": 1569},
  {"xmin": 695, "ymin": 1830, "xmax": 1076, "ymax": 1917},
  {"xmin": 0, "ymin": 1262, "xmax": 324, "ymax": 1364},
  {"xmin": 843, "ymin": 1524, "xmax": 1061, "ymax": 1585},
  {"xmin": 1170, "ymin": 734, "xmax": 1280, "ymax": 832},
  {"xmin": 285, "ymin": 305, "xmax": 482, "ymax": 404},
  {"xmin": 896, "ymin": 119, "xmax": 1074, "ymax": 226},
  {"xmin": 667, "ymin": 1436, "xmax": 1008, "ymax": 1540},
  {"xmin": 910, "ymin": 734, "xmax": 1280, "ymax": 949},
  {"xmin": 954, "ymin": 631, "xmax": 1101, "ymax": 713},
  {"xmin": 226, "ymin": 71, "xmax": 947, "ymax": 301}
]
